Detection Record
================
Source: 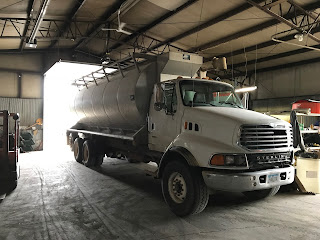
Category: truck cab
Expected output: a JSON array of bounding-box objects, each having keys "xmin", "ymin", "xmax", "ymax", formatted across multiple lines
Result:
[{"xmin": 148, "ymin": 78, "xmax": 294, "ymax": 216}]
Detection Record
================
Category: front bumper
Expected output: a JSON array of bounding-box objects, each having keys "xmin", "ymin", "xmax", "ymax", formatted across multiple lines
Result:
[{"xmin": 202, "ymin": 166, "xmax": 294, "ymax": 192}]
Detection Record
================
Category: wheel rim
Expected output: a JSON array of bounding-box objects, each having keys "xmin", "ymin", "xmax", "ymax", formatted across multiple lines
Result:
[
  {"xmin": 168, "ymin": 171, "xmax": 187, "ymax": 203},
  {"xmin": 83, "ymin": 145, "xmax": 89, "ymax": 163}
]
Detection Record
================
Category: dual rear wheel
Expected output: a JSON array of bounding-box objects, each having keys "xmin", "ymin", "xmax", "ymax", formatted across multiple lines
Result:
[{"xmin": 73, "ymin": 138, "xmax": 104, "ymax": 167}]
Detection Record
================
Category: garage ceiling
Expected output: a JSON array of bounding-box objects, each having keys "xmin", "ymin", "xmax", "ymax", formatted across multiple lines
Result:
[{"xmin": 1, "ymin": 0, "xmax": 320, "ymax": 79}]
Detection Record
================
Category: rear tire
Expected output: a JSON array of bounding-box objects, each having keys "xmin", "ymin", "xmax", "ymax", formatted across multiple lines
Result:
[
  {"xmin": 162, "ymin": 161, "xmax": 209, "ymax": 217},
  {"xmin": 74, "ymin": 138, "xmax": 84, "ymax": 163},
  {"xmin": 82, "ymin": 140, "xmax": 95, "ymax": 167},
  {"xmin": 243, "ymin": 186, "xmax": 280, "ymax": 200}
]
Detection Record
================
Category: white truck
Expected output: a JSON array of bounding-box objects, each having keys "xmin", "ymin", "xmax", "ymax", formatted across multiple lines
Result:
[{"xmin": 67, "ymin": 52, "xmax": 294, "ymax": 216}]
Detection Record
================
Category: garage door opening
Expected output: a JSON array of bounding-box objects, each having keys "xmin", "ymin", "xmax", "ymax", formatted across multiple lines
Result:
[{"xmin": 44, "ymin": 61, "xmax": 105, "ymax": 151}]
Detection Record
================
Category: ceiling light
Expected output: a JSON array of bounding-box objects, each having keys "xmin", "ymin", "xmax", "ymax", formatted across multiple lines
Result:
[
  {"xmin": 235, "ymin": 86, "xmax": 257, "ymax": 93},
  {"xmin": 25, "ymin": 39, "xmax": 37, "ymax": 48},
  {"xmin": 294, "ymin": 33, "xmax": 304, "ymax": 42}
]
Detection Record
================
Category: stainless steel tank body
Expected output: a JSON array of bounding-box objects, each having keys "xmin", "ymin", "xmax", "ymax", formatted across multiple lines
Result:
[{"xmin": 72, "ymin": 62, "xmax": 158, "ymax": 132}]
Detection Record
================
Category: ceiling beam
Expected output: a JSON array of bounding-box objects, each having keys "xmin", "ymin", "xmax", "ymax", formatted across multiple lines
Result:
[
  {"xmin": 189, "ymin": 1, "xmax": 320, "ymax": 52},
  {"xmin": 0, "ymin": 67, "xmax": 42, "ymax": 74},
  {"xmin": 145, "ymin": 0, "xmax": 265, "ymax": 53},
  {"xmin": 19, "ymin": 0, "xmax": 35, "ymax": 51},
  {"xmin": 247, "ymin": 0, "xmax": 320, "ymax": 43},
  {"xmin": 73, "ymin": 0, "xmax": 127, "ymax": 50},
  {"xmin": 262, "ymin": 0, "xmax": 287, "ymax": 9},
  {"xmin": 216, "ymin": 55, "xmax": 320, "ymax": 78},
  {"xmin": 218, "ymin": 24, "xmax": 320, "ymax": 59},
  {"xmin": 104, "ymin": 0, "xmax": 197, "ymax": 55},
  {"xmin": 0, "ymin": 48, "xmax": 69, "ymax": 54},
  {"xmin": 255, "ymin": 56, "xmax": 320, "ymax": 74},
  {"xmin": 231, "ymin": 43, "xmax": 320, "ymax": 69},
  {"xmin": 48, "ymin": 0, "xmax": 86, "ymax": 48}
]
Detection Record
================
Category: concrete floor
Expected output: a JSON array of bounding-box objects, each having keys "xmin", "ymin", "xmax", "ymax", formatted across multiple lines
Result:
[{"xmin": 0, "ymin": 150, "xmax": 319, "ymax": 240}]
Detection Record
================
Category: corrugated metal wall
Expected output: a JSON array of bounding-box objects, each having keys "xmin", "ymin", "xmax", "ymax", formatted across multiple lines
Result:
[{"xmin": 0, "ymin": 97, "xmax": 43, "ymax": 127}]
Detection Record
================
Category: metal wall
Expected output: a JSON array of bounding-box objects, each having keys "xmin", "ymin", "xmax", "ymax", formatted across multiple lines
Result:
[
  {"xmin": 250, "ymin": 62, "xmax": 320, "ymax": 113},
  {"xmin": 0, "ymin": 53, "xmax": 43, "ymax": 99},
  {"xmin": 0, "ymin": 97, "xmax": 43, "ymax": 127},
  {"xmin": 252, "ymin": 62, "xmax": 320, "ymax": 101}
]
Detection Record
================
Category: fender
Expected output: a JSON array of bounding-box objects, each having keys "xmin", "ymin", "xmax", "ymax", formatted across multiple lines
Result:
[{"xmin": 157, "ymin": 146, "xmax": 199, "ymax": 178}]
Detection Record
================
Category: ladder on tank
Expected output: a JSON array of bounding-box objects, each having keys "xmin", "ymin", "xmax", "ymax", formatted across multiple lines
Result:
[{"xmin": 72, "ymin": 53, "xmax": 156, "ymax": 90}]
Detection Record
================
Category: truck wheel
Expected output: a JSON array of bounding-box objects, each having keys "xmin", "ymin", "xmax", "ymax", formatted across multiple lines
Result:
[
  {"xmin": 82, "ymin": 140, "xmax": 95, "ymax": 167},
  {"xmin": 162, "ymin": 161, "xmax": 209, "ymax": 217},
  {"xmin": 95, "ymin": 154, "xmax": 105, "ymax": 166},
  {"xmin": 74, "ymin": 138, "xmax": 84, "ymax": 163},
  {"xmin": 243, "ymin": 186, "xmax": 280, "ymax": 200}
]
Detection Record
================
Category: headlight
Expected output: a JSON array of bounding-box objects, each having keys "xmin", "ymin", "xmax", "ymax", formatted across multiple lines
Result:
[
  {"xmin": 225, "ymin": 155, "xmax": 235, "ymax": 165},
  {"xmin": 210, "ymin": 154, "xmax": 248, "ymax": 168}
]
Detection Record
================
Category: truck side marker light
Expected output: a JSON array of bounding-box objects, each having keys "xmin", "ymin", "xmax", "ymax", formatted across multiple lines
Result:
[{"xmin": 184, "ymin": 122, "xmax": 188, "ymax": 129}]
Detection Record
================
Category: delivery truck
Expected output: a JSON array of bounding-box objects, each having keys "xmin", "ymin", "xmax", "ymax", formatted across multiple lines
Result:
[{"xmin": 67, "ymin": 52, "xmax": 294, "ymax": 216}]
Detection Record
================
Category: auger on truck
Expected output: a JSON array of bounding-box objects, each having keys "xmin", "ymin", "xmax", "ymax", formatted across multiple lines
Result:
[
  {"xmin": 0, "ymin": 110, "xmax": 20, "ymax": 195},
  {"xmin": 67, "ymin": 52, "xmax": 294, "ymax": 216}
]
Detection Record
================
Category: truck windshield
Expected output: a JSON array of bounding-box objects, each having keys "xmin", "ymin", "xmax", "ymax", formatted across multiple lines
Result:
[{"xmin": 180, "ymin": 80, "xmax": 243, "ymax": 108}]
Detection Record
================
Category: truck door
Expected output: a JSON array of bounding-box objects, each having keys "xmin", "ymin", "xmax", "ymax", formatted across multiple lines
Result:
[{"xmin": 148, "ymin": 81, "xmax": 181, "ymax": 152}]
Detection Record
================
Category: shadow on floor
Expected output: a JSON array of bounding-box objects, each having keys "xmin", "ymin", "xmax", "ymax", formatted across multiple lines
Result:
[{"xmin": 86, "ymin": 158, "xmax": 266, "ymax": 210}]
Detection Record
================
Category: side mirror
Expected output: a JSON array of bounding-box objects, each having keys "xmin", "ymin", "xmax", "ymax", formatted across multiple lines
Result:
[{"xmin": 154, "ymin": 83, "xmax": 164, "ymax": 111}]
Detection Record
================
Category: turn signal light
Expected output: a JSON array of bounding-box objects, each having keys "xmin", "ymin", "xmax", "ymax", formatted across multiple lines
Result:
[{"xmin": 210, "ymin": 155, "xmax": 224, "ymax": 165}]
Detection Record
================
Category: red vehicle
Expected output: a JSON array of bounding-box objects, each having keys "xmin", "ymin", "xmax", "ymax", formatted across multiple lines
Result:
[{"xmin": 0, "ymin": 110, "xmax": 20, "ymax": 195}]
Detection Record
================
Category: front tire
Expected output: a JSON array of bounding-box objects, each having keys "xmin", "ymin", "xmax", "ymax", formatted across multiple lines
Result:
[
  {"xmin": 243, "ymin": 186, "xmax": 280, "ymax": 200},
  {"xmin": 162, "ymin": 161, "xmax": 209, "ymax": 217}
]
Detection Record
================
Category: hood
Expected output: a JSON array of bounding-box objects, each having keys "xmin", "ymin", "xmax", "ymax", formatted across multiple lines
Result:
[
  {"xmin": 187, "ymin": 107, "xmax": 288, "ymax": 126},
  {"xmin": 182, "ymin": 106, "xmax": 290, "ymax": 153}
]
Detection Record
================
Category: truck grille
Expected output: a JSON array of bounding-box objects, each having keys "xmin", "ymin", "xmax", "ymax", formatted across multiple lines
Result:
[
  {"xmin": 247, "ymin": 152, "xmax": 292, "ymax": 170},
  {"xmin": 240, "ymin": 125, "xmax": 293, "ymax": 150}
]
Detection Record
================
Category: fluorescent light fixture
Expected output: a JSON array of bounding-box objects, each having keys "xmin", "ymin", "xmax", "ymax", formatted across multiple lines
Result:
[
  {"xmin": 235, "ymin": 86, "xmax": 257, "ymax": 93},
  {"xmin": 25, "ymin": 40, "xmax": 37, "ymax": 48}
]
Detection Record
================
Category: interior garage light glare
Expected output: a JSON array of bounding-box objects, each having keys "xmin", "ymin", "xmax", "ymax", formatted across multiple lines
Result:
[
  {"xmin": 294, "ymin": 33, "xmax": 304, "ymax": 42},
  {"xmin": 235, "ymin": 86, "xmax": 257, "ymax": 93}
]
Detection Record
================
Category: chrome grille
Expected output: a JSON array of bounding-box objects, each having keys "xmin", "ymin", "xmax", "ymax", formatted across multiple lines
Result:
[{"xmin": 240, "ymin": 124, "xmax": 293, "ymax": 150}]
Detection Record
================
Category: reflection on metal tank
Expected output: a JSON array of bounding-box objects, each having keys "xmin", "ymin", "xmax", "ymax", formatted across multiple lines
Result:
[{"xmin": 72, "ymin": 62, "xmax": 157, "ymax": 131}]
